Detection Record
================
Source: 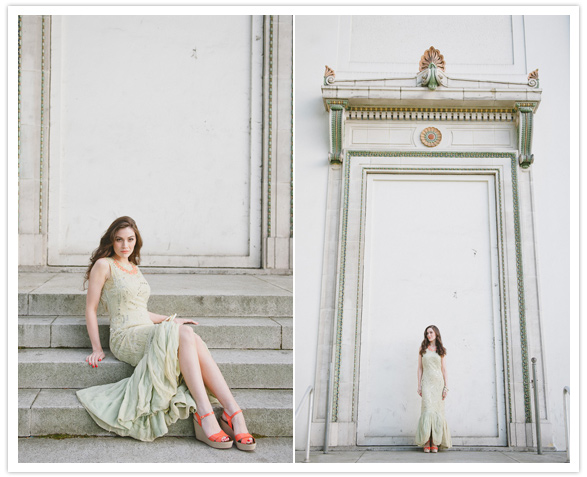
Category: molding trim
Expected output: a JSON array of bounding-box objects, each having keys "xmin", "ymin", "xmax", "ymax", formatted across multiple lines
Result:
[
  {"xmin": 266, "ymin": 15, "xmax": 274, "ymax": 237},
  {"xmin": 331, "ymin": 150, "xmax": 528, "ymax": 425},
  {"xmin": 39, "ymin": 15, "xmax": 47, "ymax": 233},
  {"xmin": 290, "ymin": 32, "xmax": 294, "ymax": 237},
  {"xmin": 18, "ymin": 15, "xmax": 22, "ymax": 225}
]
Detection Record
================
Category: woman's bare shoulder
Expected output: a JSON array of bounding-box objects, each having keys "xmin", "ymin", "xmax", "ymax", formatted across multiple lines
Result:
[{"xmin": 92, "ymin": 257, "xmax": 111, "ymax": 276}]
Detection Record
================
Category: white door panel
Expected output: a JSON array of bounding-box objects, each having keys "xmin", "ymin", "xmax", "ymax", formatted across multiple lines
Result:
[
  {"xmin": 357, "ymin": 173, "xmax": 506, "ymax": 446},
  {"xmin": 48, "ymin": 16, "xmax": 262, "ymax": 267}
]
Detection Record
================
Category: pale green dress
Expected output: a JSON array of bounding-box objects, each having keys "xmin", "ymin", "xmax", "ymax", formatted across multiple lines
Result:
[
  {"xmin": 76, "ymin": 257, "xmax": 197, "ymax": 442},
  {"xmin": 415, "ymin": 349, "xmax": 452, "ymax": 448}
]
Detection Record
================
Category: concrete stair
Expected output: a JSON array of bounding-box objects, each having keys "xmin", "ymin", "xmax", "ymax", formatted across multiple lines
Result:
[{"xmin": 18, "ymin": 272, "xmax": 293, "ymax": 462}]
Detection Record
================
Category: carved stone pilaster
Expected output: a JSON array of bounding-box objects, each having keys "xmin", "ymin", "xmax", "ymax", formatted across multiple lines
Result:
[
  {"xmin": 325, "ymin": 100, "xmax": 348, "ymax": 164},
  {"xmin": 515, "ymin": 102, "xmax": 539, "ymax": 169}
]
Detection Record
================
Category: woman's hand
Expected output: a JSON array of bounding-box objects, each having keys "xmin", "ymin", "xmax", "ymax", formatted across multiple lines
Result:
[
  {"xmin": 417, "ymin": 386, "xmax": 422, "ymax": 397},
  {"xmin": 442, "ymin": 387, "xmax": 448, "ymax": 400},
  {"xmin": 173, "ymin": 317, "xmax": 199, "ymax": 326},
  {"xmin": 86, "ymin": 350, "xmax": 105, "ymax": 368}
]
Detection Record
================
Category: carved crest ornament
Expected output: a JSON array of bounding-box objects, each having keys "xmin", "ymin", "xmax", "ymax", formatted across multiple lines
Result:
[{"xmin": 419, "ymin": 46, "xmax": 448, "ymax": 90}]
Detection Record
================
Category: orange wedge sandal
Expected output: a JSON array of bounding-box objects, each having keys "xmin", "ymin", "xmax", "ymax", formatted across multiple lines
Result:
[
  {"xmin": 193, "ymin": 411, "xmax": 233, "ymax": 449},
  {"xmin": 220, "ymin": 409, "xmax": 257, "ymax": 451}
]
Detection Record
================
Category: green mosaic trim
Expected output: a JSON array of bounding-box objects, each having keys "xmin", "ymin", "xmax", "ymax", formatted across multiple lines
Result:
[
  {"xmin": 331, "ymin": 156, "xmax": 351, "ymax": 421},
  {"xmin": 510, "ymin": 156, "xmax": 532, "ymax": 423},
  {"xmin": 39, "ymin": 16, "xmax": 46, "ymax": 233},
  {"xmin": 351, "ymin": 167, "xmax": 367, "ymax": 420},
  {"xmin": 18, "ymin": 16, "xmax": 22, "ymax": 226},
  {"xmin": 267, "ymin": 15, "xmax": 274, "ymax": 237},
  {"xmin": 326, "ymin": 100, "xmax": 348, "ymax": 164},
  {"xmin": 331, "ymin": 150, "xmax": 527, "ymax": 425},
  {"xmin": 496, "ymin": 172, "xmax": 513, "ymax": 423}
]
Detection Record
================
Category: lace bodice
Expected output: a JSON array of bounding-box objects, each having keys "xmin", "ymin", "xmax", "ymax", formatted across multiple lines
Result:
[
  {"xmin": 421, "ymin": 349, "xmax": 444, "ymax": 408},
  {"xmin": 101, "ymin": 257, "xmax": 154, "ymax": 365}
]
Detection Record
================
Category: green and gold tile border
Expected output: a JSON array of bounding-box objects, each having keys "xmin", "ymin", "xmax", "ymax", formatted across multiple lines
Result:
[{"xmin": 331, "ymin": 150, "xmax": 530, "ymax": 424}]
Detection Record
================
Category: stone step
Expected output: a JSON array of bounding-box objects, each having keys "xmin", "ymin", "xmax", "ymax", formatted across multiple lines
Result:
[
  {"xmin": 19, "ymin": 348, "xmax": 292, "ymax": 390},
  {"xmin": 18, "ymin": 436, "xmax": 293, "ymax": 463},
  {"xmin": 19, "ymin": 273, "xmax": 293, "ymax": 317},
  {"xmin": 19, "ymin": 388, "xmax": 292, "ymax": 438},
  {"xmin": 19, "ymin": 316, "xmax": 293, "ymax": 350}
]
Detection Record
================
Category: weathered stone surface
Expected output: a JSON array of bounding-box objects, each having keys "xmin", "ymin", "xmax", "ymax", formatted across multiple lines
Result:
[
  {"xmin": 18, "ymin": 389, "xmax": 39, "ymax": 437},
  {"xmin": 21, "ymin": 272, "xmax": 293, "ymax": 316},
  {"xmin": 26, "ymin": 292, "xmax": 292, "ymax": 317},
  {"xmin": 49, "ymin": 316, "xmax": 110, "ymax": 348},
  {"xmin": 18, "ymin": 316, "xmax": 56, "ymax": 348},
  {"xmin": 18, "ymin": 435, "xmax": 294, "ymax": 463},
  {"xmin": 23, "ymin": 316, "xmax": 283, "ymax": 350},
  {"xmin": 19, "ymin": 348, "xmax": 292, "ymax": 389},
  {"xmin": 18, "ymin": 294, "xmax": 28, "ymax": 315},
  {"xmin": 26, "ymin": 388, "xmax": 292, "ymax": 437},
  {"xmin": 272, "ymin": 317, "xmax": 293, "ymax": 349}
]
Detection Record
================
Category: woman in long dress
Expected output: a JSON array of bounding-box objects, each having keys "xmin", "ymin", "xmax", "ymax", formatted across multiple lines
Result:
[
  {"xmin": 76, "ymin": 216, "xmax": 256, "ymax": 450},
  {"xmin": 415, "ymin": 325, "xmax": 452, "ymax": 453}
]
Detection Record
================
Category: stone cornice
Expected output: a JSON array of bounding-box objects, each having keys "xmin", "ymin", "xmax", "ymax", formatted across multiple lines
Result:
[{"xmin": 322, "ymin": 85, "xmax": 542, "ymax": 112}]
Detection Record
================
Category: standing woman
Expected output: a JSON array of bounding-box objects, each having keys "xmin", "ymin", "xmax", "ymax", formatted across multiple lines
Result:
[
  {"xmin": 76, "ymin": 216, "xmax": 256, "ymax": 450},
  {"xmin": 415, "ymin": 325, "xmax": 452, "ymax": 453}
]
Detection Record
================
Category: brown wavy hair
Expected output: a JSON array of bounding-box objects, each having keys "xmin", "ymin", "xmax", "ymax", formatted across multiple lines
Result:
[
  {"xmin": 83, "ymin": 216, "xmax": 143, "ymax": 289},
  {"xmin": 419, "ymin": 325, "xmax": 447, "ymax": 357}
]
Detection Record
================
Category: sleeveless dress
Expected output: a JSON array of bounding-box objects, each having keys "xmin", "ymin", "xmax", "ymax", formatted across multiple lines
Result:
[
  {"xmin": 76, "ymin": 257, "xmax": 197, "ymax": 442},
  {"xmin": 414, "ymin": 349, "xmax": 452, "ymax": 448}
]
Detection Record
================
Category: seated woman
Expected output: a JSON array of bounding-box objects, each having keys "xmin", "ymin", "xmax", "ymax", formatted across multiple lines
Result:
[{"xmin": 76, "ymin": 216, "xmax": 256, "ymax": 450}]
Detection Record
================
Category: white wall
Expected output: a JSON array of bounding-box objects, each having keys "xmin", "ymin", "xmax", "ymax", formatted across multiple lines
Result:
[
  {"xmin": 295, "ymin": 15, "xmax": 572, "ymax": 450},
  {"xmin": 294, "ymin": 15, "xmax": 338, "ymax": 449},
  {"xmin": 524, "ymin": 15, "xmax": 571, "ymax": 450}
]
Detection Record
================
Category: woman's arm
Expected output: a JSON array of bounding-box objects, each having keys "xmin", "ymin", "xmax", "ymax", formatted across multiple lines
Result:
[
  {"xmin": 148, "ymin": 312, "xmax": 199, "ymax": 326},
  {"xmin": 417, "ymin": 352, "xmax": 423, "ymax": 396},
  {"xmin": 84, "ymin": 258, "xmax": 109, "ymax": 367},
  {"xmin": 148, "ymin": 312, "xmax": 170, "ymax": 324},
  {"xmin": 441, "ymin": 355, "xmax": 448, "ymax": 399}
]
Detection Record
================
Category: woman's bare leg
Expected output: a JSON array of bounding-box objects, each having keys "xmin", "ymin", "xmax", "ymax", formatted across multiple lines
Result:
[
  {"xmin": 178, "ymin": 326, "xmax": 226, "ymax": 439},
  {"xmin": 193, "ymin": 330, "xmax": 253, "ymax": 442},
  {"xmin": 179, "ymin": 326, "xmax": 252, "ymax": 442}
]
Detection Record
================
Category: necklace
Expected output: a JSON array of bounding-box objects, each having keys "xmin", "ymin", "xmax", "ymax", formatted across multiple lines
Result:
[
  {"xmin": 427, "ymin": 345, "xmax": 437, "ymax": 351},
  {"xmin": 113, "ymin": 258, "xmax": 138, "ymax": 275}
]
